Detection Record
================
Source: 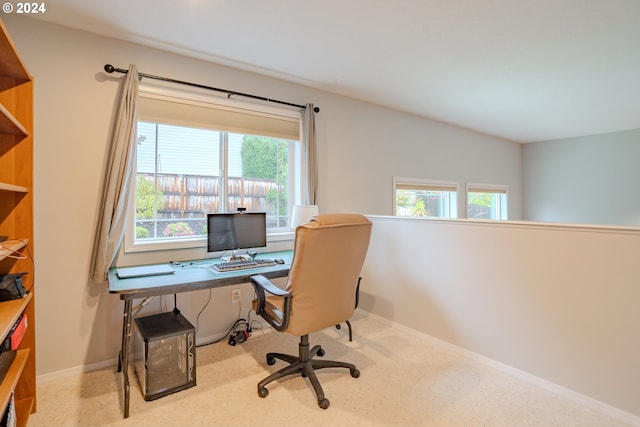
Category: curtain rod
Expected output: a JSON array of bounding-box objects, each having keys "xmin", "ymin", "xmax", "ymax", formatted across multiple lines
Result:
[{"xmin": 103, "ymin": 64, "xmax": 319, "ymax": 113}]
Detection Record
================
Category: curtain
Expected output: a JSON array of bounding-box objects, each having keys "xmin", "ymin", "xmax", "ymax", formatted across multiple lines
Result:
[
  {"xmin": 303, "ymin": 103, "xmax": 318, "ymax": 205},
  {"xmin": 90, "ymin": 65, "xmax": 139, "ymax": 282}
]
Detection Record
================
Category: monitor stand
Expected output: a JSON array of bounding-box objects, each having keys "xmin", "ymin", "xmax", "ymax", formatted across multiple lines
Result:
[{"xmin": 221, "ymin": 251, "xmax": 250, "ymax": 262}]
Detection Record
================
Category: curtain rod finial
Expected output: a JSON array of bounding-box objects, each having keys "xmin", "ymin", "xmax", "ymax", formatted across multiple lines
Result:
[{"xmin": 104, "ymin": 64, "xmax": 115, "ymax": 73}]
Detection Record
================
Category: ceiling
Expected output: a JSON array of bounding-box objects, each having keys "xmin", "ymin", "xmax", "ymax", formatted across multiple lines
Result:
[{"xmin": 29, "ymin": 0, "xmax": 640, "ymax": 143}]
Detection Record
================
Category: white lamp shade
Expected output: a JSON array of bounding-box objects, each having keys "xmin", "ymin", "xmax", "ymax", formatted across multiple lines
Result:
[{"xmin": 291, "ymin": 205, "xmax": 319, "ymax": 228}]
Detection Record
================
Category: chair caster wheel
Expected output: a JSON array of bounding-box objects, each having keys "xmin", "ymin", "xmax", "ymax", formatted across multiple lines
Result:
[
  {"xmin": 258, "ymin": 387, "xmax": 269, "ymax": 398},
  {"xmin": 316, "ymin": 348, "xmax": 325, "ymax": 357},
  {"xmin": 351, "ymin": 368, "xmax": 360, "ymax": 378},
  {"xmin": 318, "ymin": 398, "xmax": 330, "ymax": 409},
  {"xmin": 266, "ymin": 355, "xmax": 276, "ymax": 365}
]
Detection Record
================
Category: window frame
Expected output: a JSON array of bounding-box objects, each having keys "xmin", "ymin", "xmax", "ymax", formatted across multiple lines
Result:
[
  {"xmin": 392, "ymin": 176, "xmax": 459, "ymax": 219},
  {"xmin": 123, "ymin": 83, "xmax": 306, "ymax": 254},
  {"xmin": 465, "ymin": 182, "xmax": 509, "ymax": 220}
]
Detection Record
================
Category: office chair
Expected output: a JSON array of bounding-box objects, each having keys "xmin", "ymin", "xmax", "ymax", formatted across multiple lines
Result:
[{"xmin": 250, "ymin": 213, "xmax": 372, "ymax": 409}]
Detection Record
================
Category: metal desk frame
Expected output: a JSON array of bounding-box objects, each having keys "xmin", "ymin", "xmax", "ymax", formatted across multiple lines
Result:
[{"xmin": 107, "ymin": 251, "xmax": 292, "ymax": 418}]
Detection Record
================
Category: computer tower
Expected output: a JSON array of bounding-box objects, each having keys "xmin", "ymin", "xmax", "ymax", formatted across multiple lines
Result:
[{"xmin": 133, "ymin": 311, "xmax": 196, "ymax": 401}]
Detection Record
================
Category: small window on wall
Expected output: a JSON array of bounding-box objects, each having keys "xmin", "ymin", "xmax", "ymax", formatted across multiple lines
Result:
[
  {"xmin": 393, "ymin": 177, "xmax": 458, "ymax": 218},
  {"xmin": 466, "ymin": 184, "xmax": 508, "ymax": 220}
]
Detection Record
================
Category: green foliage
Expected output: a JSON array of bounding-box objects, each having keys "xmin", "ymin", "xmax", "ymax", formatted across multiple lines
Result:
[
  {"xmin": 412, "ymin": 198, "xmax": 426, "ymax": 216},
  {"xmin": 468, "ymin": 192, "xmax": 492, "ymax": 208},
  {"xmin": 242, "ymin": 135, "xmax": 289, "ymax": 216},
  {"xmin": 396, "ymin": 191, "xmax": 411, "ymax": 209},
  {"xmin": 265, "ymin": 187, "xmax": 288, "ymax": 216},
  {"xmin": 241, "ymin": 136, "xmax": 288, "ymax": 180},
  {"xmin": 136, "ymin": 176, "xmax": 164, "ymax": 219},
  {"xmin": 136, "ymin": 226, "xmax": 150, "ymax": 239}
]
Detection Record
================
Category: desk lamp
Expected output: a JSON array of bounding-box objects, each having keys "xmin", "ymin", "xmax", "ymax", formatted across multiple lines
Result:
[{"xmin": 291, "ymin": 205, "xmax": 319, "ymax": 229}]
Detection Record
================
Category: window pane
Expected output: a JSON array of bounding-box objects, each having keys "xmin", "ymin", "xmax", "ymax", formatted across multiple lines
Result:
[
  {"xmin": 135, "ymin": 122, "xmax": 220, "ymax": 241},
  {"xmin": 467, "ymin": 191, "xmax": 507, "ymax": 220},
  {"xmin": 395, "ymin": 188, "xmax": 457, "ymax": 218},
  {"xmin": 228, "ymin": 133, "xmax": 291, "ymax": 228}
]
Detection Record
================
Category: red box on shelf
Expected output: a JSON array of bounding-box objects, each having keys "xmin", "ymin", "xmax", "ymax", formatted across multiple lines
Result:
[
  {"xmin": 1, "ymin": 314, "xmax": 27, "ymax": 352},
  {"xmin": 10, "ymin": 314, "xmax": 27, "ymax": 350}
]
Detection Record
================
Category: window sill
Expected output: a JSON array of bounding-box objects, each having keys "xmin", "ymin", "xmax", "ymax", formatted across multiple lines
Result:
[{"xmin": 124, "ymin": 231, "xmax": 295, "ymax": 254}]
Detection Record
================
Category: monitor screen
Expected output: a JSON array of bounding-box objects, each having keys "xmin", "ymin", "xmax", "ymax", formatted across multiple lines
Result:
[{"xmin": 207, "ymin": 212, "xmax": 267, "ymax": 253}]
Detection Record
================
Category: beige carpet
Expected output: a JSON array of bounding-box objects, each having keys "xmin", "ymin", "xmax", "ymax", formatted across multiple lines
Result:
[{"xmin": 29, "ymin": 313, "xmax": 634, "ymax": 426}]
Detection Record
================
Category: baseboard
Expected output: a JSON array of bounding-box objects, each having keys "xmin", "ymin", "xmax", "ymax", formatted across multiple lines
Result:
[
  {"xmin": 357, "ymin": 309, "xmax": 640, "ymax": 427},
  {"xmin": 36, "ymin": 358, "xmax": 119, "ymax": 384},
  {"xmin": 36, "ymin": 325, "xmax": 275, "ymax": 385}
]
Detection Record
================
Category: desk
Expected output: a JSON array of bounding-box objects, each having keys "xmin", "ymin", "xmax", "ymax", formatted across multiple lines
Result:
[{"xmin": 108, "ymin": 250, "xmax": 292, "ymax": 418}]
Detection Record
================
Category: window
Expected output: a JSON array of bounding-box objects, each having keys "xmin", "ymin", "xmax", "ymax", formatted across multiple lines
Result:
[
  {"xmin": 466, "ymin": 184, "xmax": 508, "ymax": 220},
  {"xmin": 126, "ymin": 88, "xmax": 304, "ymax": 252},
  {"xmin": 393, "ymin": 177, "xmax": 458, "ymax": 218}
]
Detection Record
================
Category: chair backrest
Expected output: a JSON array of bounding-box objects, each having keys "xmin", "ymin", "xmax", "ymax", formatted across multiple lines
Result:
[{"xmin": 283, "ymin": 213, "xmax": 372, "ymax": 336}]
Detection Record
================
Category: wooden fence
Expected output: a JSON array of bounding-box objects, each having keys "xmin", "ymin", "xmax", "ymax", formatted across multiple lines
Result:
[
  {"xmin": 141, "ymin": 172, "xmax": 281, "ymax": 217},
  {"xmin": 136, "ymin": 173, "xmax": 287, "ymax": 239}
]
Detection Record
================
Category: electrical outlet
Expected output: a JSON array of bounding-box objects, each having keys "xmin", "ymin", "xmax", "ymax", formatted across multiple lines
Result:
[{"xmin": 231, "ymin": 289, "xmax": 241, "ymax": 303}]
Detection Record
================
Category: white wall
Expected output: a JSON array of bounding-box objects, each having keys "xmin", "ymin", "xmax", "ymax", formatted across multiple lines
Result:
[
  {"xmin": 523, "ymin": 128, "xmax": 640, "ymax": 226},
  {"xmin": 319, "ymin": 96, "xmax": 524, "ymax": 217},
  {"xmin": 362, "ymin": 216, "xmax": 640, "ymax": 418},
  {"xmin": 4, "ymin": 15, "xmax": 522, "ymax": 377}
]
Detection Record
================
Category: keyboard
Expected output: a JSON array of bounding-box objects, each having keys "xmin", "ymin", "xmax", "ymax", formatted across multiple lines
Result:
[{"xmin": 212, "ymin": 258, "xmax": 277, "ymax": 272}]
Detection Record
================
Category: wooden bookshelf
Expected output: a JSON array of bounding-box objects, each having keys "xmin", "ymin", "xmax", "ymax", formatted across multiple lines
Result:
[{"xmin": 0, "ymin": 17, "xmax": 36, "ymax": 424}]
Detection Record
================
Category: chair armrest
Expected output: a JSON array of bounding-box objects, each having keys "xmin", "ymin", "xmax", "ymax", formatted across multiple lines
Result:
[
  {"xmin": 252, "ymin": 274, "xmax": 289, "ymax": 297},
  {"xmin": 250, "ymin": 274, "xmax": 291, "ymax": 332}
]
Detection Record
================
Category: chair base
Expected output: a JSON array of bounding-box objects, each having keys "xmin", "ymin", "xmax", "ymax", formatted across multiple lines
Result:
[{"xmin": 257, "ymin": 334, "xmax": 360, "ymax": 409}]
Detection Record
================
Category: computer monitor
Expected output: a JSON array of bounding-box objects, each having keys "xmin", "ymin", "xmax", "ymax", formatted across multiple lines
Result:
[{"xmin": 207, "ymin": 212, "xmax": 267, "ymax": 255}]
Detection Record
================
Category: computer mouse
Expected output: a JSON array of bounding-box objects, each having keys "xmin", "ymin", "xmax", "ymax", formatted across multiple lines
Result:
[{"xmin": 275, "ymin": 258, "xmax": 285, "ymax": 264}]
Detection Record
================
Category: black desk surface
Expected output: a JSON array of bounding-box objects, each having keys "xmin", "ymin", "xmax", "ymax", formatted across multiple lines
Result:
[{"xmin": 108, "ymin": 250, "xmax": 293, "ymax": 300}]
